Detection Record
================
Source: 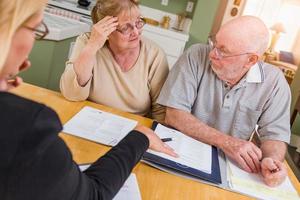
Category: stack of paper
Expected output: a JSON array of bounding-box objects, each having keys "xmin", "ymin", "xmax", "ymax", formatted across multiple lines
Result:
[
  {"xmin": 79, "ymin": 165, "xmax": 141, "ymax": 200},
  {"xmin": 147, "ymin": 124, "xmax": 212, "ymax": 174},
  {"xmin": 143, "ymin": 123, "xmax": 221, "ymax": 184},
  {"xmin": 63, "ymin": 106, "xmax": 138, "ymax": 146},
  {"xmin": 113, "ymin": 174, "xmax": 142, "ymax": 200},
  {"xmin": 227, "ymin": 160, "xmax": 300, "ymax": 200}
]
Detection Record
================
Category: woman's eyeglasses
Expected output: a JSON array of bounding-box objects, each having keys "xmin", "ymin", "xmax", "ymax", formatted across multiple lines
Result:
[
  {"xmin": 116, "ymin": 18, "xmax": 145, "ymax": 35},
  {"xmin": 24, "ymin": 21, "xmax": 49, "ymax": 40}
]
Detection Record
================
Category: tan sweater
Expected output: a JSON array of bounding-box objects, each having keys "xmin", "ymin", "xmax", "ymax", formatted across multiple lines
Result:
[{"xmin": 60, "ymin": 34, "xmax": 169, "ymax": 121}]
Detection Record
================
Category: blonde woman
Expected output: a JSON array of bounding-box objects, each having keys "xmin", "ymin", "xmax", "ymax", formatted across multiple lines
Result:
[
  {"xmin": 60, "ymin": 0, "xmax": 168, "ymax": 122},
  {"xmin": 0, "ymin": 0, "xmax": 176, "ymax": 199}
]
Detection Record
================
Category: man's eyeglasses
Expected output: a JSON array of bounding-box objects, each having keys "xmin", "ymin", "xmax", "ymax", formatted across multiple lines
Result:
[
  {"xmin": 116, "ymin": 18, "xmax": 145, "ymax": 35},
  {"xmin": 208, "ymin": 36, "xmax": 251, "ymax": 59},
  {"xmin": 25, "ymin": 21, "xmax": 49, "ymax": 40}
]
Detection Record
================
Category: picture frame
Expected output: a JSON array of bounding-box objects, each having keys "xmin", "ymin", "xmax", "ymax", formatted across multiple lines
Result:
[{"xmin": 234, "ymin": 0, "xmax": 242, "ymax": 6}]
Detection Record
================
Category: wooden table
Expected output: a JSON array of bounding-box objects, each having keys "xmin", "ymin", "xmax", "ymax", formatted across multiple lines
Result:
[{"xmin": 11, "ymin": 83, "xmax": 300, "ymax": 200}]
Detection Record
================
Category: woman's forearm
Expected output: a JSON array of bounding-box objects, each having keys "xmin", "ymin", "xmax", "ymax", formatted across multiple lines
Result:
[{"xmin": 73, "ymin": 44, "xmax": 98, "ymax": 86}]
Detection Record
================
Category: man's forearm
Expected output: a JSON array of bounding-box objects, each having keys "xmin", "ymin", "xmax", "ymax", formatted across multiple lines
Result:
[
  {"xmin": 165, "ymin": 107, "xmax": 264, "ymax": 173},
  {"xmin": 165, "ymin": 107, "xmax": 228, "ymax": 148},
  {"xmin": 260, "ymin": 140, "xmax": 287, "ymax": 162}
]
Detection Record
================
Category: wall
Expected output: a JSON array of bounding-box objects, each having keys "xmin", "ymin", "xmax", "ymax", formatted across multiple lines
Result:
[
  {"xmin": 291, "ymin": 26, "xmax": 300, "ymax": 136},
  {"xmin": 186, "ymin": 0, "xmax": 220, "ymax": 47},
  {"xmin": 20, "ymin": 37, "xmax": 76, "ymax": 91},
  {"xmin": 140, "ymin": 0, "xmax": 220, "ymax": 48},
  {"xmin": 290, "ymin": 28, "xmax": 300, "ymax": 136},
  {"xmin": 289, "ymin": 6, "xmax": 300, "ymax": 136},
  {"xmin": 292, "ymin": 30, "xmax": 300, "ymax": 65},
  {"xmin": 139, "ymin": 0, "xmax": 196, "ymax": 18},
  {"xmin": 291, "ymin": 67, "xmax": 300, "ymax": 136}
]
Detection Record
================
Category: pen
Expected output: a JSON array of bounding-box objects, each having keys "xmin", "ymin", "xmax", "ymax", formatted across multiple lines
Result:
[
  {"xmin": 271, "ymin": 168, "xmax": 280, "ymax": 173},
  {"xmin": 270, "ymin": 160, "xmax": 280, "ymax": 173},
  {"xmin": 161, "ymin": 138, "xmax": 172, "ymax": 142},
  {"xmin": 7, "ymin": 78, "xmax": 15, "ymax": 83}
]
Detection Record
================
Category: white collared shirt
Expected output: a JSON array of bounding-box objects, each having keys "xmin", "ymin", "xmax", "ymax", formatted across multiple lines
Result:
[{"xmin": 246, "ymin": 63, "xmax": 264, "ymax": 83}]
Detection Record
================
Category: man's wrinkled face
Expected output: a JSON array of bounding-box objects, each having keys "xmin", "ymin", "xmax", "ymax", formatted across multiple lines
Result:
[{"xmin": 208, "ymin": 32, "xmax": 252, "ymax": 82}]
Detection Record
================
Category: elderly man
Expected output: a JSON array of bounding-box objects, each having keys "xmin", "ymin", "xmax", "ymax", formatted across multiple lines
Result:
[{"xmin": 157, "ymin": 16, "xmax": 291, "ymax": 187}]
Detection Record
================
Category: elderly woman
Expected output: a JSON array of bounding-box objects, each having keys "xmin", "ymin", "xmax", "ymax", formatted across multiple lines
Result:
[
  {"xmin": 60, "ymin": 0, "xmax": 168, "ymax": 122},
  {"xmin": 0, "ymin": 0, "xmax": 176, "ymax": 199}
]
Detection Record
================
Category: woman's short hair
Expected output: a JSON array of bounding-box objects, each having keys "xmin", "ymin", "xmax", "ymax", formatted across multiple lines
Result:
[
  {"xmin": 0, "ymin": 0, "xmax": 47, "ymax": 71},
  {"xmin": 91, "ymin": 0, "xmax": 139, "ymax": 24}
]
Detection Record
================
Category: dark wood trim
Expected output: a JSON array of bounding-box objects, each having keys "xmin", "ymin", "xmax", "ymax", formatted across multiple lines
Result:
[{"xmin": 291, "ymin": 93, "xmax": 300, "ymax": 125}]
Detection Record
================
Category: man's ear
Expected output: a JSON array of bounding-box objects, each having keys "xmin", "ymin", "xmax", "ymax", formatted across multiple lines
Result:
[{"xmin": 245, "ymin": 54, "xmax": 259, "ymax": 69}]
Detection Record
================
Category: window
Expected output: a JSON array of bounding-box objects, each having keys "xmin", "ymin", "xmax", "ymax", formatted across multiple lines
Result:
[{"xmin": 243, "ymin": 0, "xmax": 300, "ymax": 52}]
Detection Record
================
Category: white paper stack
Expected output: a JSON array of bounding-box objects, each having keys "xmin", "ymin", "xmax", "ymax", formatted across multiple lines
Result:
[
  {"xmin": 147, "ymin": 124, "xmax": 212, "ymax": 174},
  {"xmin": 227, "ymin": 160, "xmax": 300, "ymax": 200},
  {"xmin": 79, "ymin": 165, "xmax": 141, "ymax": 200},
  {"xmin": 63, "ymin": 106, "xmax": 138, "ymax": 146}
]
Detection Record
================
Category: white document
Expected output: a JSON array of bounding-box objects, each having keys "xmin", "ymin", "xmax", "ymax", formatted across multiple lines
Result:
[
  {"xmin": 79, "ymin": 165, "xmax": 141, "ymax": 200},
  {"xmin": 113, "ymin": 173, "xmax": 142, "ymax": 200},
  {"xmin": 78, "ymin": 164, "xmax": 90, "ymax": 171},
  {"xmin": 63, "ymin": 106, "xmax": 138, "ymax": 146},
  {"xmin": 227, "ymin": 160, "xmax": 300, "ymax": 200},
  {"xmin": 147, "ymin": 124, "xmax": 212, "ymax": 174}
]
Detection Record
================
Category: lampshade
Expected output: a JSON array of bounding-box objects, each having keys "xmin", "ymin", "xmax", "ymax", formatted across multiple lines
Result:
[{"xmin": 270, "ymin": 22, "xmax": 286, "ymax": 33}]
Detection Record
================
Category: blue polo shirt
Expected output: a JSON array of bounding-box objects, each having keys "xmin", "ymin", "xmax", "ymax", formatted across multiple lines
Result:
[{"xmin": 157, "ymin": 44, "xmax": 291, "ymax": 143}]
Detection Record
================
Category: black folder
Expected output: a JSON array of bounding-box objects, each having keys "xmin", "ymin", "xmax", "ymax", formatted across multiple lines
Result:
[{"xmin": 142, "ymin": 121, "xmax": 222, "ymax": 184}]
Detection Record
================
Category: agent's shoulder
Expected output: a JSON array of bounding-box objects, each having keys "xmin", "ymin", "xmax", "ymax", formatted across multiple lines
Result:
[
  {"xmin": 0, "ymin": 92, "xmax": 42, "ymax": 110},
  {"xmin": 0, "ymin": 92, "xmax": 53, "ymax": 123},
  {"xmin": 0, "ymin": 92, "xmax": 62, "ymax": 137}
]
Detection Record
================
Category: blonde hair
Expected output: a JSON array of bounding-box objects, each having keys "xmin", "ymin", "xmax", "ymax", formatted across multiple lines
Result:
[
  {"xmin": 0, "ymin": 0, "xmax": 47, "ymax": 72},
  {"xmin": 91, "ymin": 0, "xmax": 139, "ymax": 24}
]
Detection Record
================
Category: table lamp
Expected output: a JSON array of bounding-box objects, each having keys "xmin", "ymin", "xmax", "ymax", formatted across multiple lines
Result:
[{"xmin": 268, "ymin": 22, "xmax": 286, "ymax": 53}]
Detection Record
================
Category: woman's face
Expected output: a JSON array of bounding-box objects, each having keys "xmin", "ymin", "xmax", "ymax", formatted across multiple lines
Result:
[
  {"xmin": 0, "ymin": 11, "xmax": 43, "ymax": 91},
  {"xmin": 108, "ymin": 7, "xmax": 143, "ymax": 51}
]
